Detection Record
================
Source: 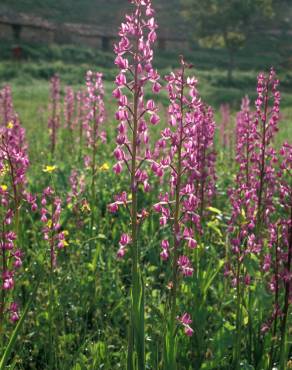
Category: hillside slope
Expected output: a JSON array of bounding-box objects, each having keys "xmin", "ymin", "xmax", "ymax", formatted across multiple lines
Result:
[{"xmin": 0, "ymin": 0, "xmax": 186, "ymax": 35}]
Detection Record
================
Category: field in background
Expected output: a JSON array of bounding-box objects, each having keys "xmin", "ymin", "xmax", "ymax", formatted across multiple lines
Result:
[{"xmin": 1, "ymin": 41, "xmax": 291, "ymax": 152}]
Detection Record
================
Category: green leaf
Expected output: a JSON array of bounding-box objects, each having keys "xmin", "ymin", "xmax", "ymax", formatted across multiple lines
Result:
[
  {"xmin": 223, "ymin": 321, "xmax": 235, "ymax": 331},
  {"xmin": 207, "ymin": 206, "xmax": 222, "ymax": 215},
  {"xmin": 97, "ymin": 234, "xmax": 107, "ymax": 239},
  {"xmin": 203, "ymin": 259, "xmax": 224, "ymax": 298},
  {"xmin": 129, "ymin": 268, "xmax": 145, "ymax": 370},
  {"xmin": 207, "ymin": 220, "xmax": 223, "ymax": 238},
  {"xmin": 164, "ymin": 325, "xmax": 178, "ymax": 370}
]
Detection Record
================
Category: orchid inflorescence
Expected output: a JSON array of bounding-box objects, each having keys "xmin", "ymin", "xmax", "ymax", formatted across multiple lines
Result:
[
  {"xmin": 227, "ymin": 69, "xmax": 280, "ymax": 285},
  {"xmin": 111, "ymin": 0, "xmax": 161, "ymax": 254},
  {"xmin": 0, "ymin": 86, "xmax": 36, "ymax": 323},
  {"xmin": 48, "ymin": 74, "xmax": 61, "ymax": 156},
  {"xmin": 41, "ymin": 187, "xmax": 67, "ymax": 268}
]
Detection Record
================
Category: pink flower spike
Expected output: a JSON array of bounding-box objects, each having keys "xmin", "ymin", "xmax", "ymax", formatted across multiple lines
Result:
[
  {"xmin": 119, "ymin": 233, "xmax": 132, "ymax": 246},
  {"xmin": 179, "ymin": 312, "xmax": 192, "ymax": 325},
  {"xmin": 178, "ymin": 313, "xmax": 194, "ymax": 336},
  {"xmin": 161, "ymin": 240, "xmax": 169, "ymax": 249},
  {"xmin": 184, "ymin": 325, "xmax": 194, "ymax": 337},
  {"xmin": 108, "ymin": 203, "xmax": 119, "ymax": 213},
  {"xmin": 115, "ymin": 56, "xmax": 128, "ymax": 70},
  {"xmin": 160, "ymin": 249, "xmax": 169, "ymax": 261},
  {"xmin": 117, "ymin": 247, "xmax": 126, "ymax": 259},
  {"xmin": 113, "ymin": 162, "xmax": 123, "ymax": 174},
  {"xmin": 146, "ymin": 99, "xmax": 156, "ymax": 111},
  {"xmin": 177, "ymin": 255, "xmax": 193, "ymax": 276},
  {"xmin": 153, "ymin": 203, "xmax": 162, "ymax": 212},
  {"xmin": 188, "ymin": 238, "xmax": 197, "ymax": 249},
  {"xmin": 150, "ymin": 113, "xmax": 160, "ymax": 125},
  {"xmin": 152, "ymin": 82, "xmax": 161, "ymax": 94},
  {"xmin": 9, "ymin": 302, "xmax": 19, "ymax": 323}
]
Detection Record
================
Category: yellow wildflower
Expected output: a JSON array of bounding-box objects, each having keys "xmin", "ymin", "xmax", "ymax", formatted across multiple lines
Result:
[
  {"xmin": 7, "ymin": 121, "xmax": 14, "ymax": 129},
  {"xmin": 43, "ymin": 165, "xmax": 57, "ymax": 173},
  {"xmin": 99, "ymin": 163, "xmax": 110, "ymax": 171},
  {"xmin": 81, "ymin": 202, "xmax": 91, "ymax": 212},
  {"xmin": 0, "ymin": 185, "xmax": 8, "ymax": 191},
  {"xmin": 0, "ymin": 164, "xmax": 9, "ymax": 176}
]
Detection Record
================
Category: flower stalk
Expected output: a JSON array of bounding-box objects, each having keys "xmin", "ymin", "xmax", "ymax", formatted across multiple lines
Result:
[{"xmin": 111, "ymin": 1, "xmax": 161, "ymax": 368}]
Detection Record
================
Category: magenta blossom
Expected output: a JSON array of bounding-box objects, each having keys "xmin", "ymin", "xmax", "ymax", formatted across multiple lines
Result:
[
  {"xmin": 111, "ymin": 0, "xmax": 160, "ymax": 256},
  {"xmin": 48, "ymin": 74, "xmax": 61, "ymax": 155},
  {"xmin": 41, "ymin": 187, "xmax": 67, "ymax": 268},
  {"xmin": 178, "ymin": 312, "xmax": 194, "ymax": 337},
  {"xmin": 228, "ymin": 69, "xmax": 280, "ymax": 285},
  {"xmin": 0, "ymin": 92, "xmax": 30, "ymax": 325}
]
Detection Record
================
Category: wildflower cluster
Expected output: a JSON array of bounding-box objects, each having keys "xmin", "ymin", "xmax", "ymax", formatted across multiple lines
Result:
[
  {"xmin": 111, "ymin": 1, "xmax": 161, "ymax": 367},
  {"xmin": 0, "ymin": 87, "xmax": 32, "ymax": 324},
  {"xmin": 41, "ymin": 187, "xmax": 67, "ymax": 268},
  {"xmin": 152, "ymin": 59, "xmax": 216, "ymax": 343},
  {"xmin": 226, "ymin": 69, "xmax": 286, "ymax": 367},
  {"xmin": 0, "ymin": 85, "xmax": 16, "ymax": 126},
  {"xmin": 219, "ymin": 103, "xmax": 233, "ymax": 151},
  {"xmin": 84, "ymin": 71, "xmax": 106, "ymax": 159},
  {"xmin": 48, "ymin": 74, "xmax": 61, "ymax": 155},
  {"xmin": 67, "ymin": 169, "xmax": 87, "ymax": 228},
  {"xmin": 111, "ymin": 0, "xmax": 160, "ymax": 253},
  {"xmin": 228, "ymin": 69, "xmax": 280, "ymax": 284},
  {"xmin": 64, "ymin": 86, "xmax": 75, "ymax": 134},
  {"xmin": 154, "ymin": 61, "xmax": 216, "ymax": 269},
  {"xmin": 112, "ymin": 0, "xmax": 160, "ymax": 178},
  {"xmin": 75, "ymin": 89, "xmax": 87, "ymax": 156}
]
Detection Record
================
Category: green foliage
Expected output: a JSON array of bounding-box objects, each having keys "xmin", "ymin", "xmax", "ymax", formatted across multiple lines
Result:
[
  {"xmin": 181, "ymin": 0, "xmax": 277, "ymax": 79},
  {"xmin": 181, "ymin": 0, "xmax": 274, "ymax": 44}
]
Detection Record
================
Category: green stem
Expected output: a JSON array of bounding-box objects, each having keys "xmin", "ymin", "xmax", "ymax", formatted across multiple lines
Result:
[
  {"xmin": 269, "ymin": 229, "xmax": 280, "ymax": 369},
  {"xmin": 164, "ymin": 63, "xmax": 185, "ymax": 370},
  {"xmin": 0, "ymin": 246, "xmax": 6, "ymax": 351},
  {"xmin": 48, "ymin": 264, "xmax": 54, "ymax": 370},
  {"xmin": 48, "ymin": 201, "xmax": 55, "ymax": 370},
  {"xmin": 233, "ymin": 261, "xmax": 242, "ymax": 369},
  {"xmin": 127, "ymin": 16, "xmax": 144, "ymax": 368},
  {"xmin": 89, "ymin": 107, "xmax": 98, "ymax": 259},
  {"xmin": 279, "ymin": 205, "xmax": 292, "ymax": 368},
  {"xmin": 256, "ymin": 82, "xmax": 269, "ymax": 235},
  {"xmin": 247, "ymin": 289, "xmax": 253, "ymax": 365},
  {"xmin": 79, "ymin": 116, "xmax": 83, "ymax": 162}
]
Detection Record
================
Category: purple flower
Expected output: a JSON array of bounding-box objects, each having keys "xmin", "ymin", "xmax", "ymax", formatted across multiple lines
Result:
[
  {"xmin": 0, "ymin": 86, "xmax": 30, "ymax": 324},
  {"xmin": 41, "ymin": 189, "xmax": 67, "ymax": 268},
  {"xmin": 228, "ymin": 70, "xmax": 280, "ymax": 286},
  {"xmin": 177, "ymin": 255, "xmax": 193, "ymax": 277},
  {"xmin": 111, "ymin": 0, "xmax": 161, "ymax": 259},
  {"xmin": 178, "ymin": 313, "xmax": 194, "ymax": 337},
  {"xmin": 9, "ymin": 302, "xmax": 19, "ymax": 322},
  {"xmin": 48, "ymin": 75, "xmax": 61, "ymax": 155}
]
